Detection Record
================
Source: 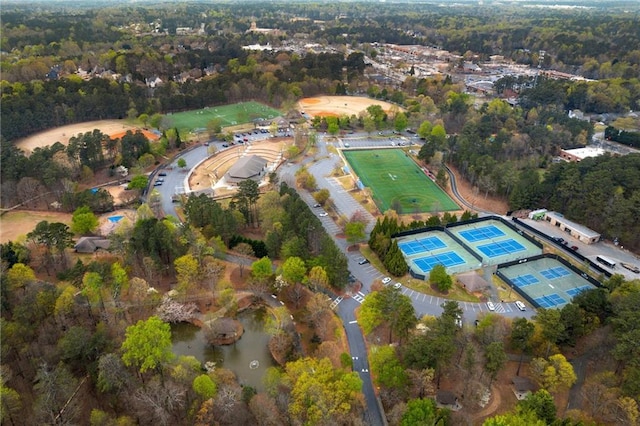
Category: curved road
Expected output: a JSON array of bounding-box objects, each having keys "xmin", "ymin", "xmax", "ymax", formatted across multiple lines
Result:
[{"xmin": 154, "ymin": 133, "xmax": 535, "ymax": 426}]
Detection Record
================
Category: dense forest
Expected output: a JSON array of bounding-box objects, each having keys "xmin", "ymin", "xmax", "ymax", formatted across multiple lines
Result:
[{"xmin": 2, "ymin": 2, "xmax": 640, "ymax": 425}]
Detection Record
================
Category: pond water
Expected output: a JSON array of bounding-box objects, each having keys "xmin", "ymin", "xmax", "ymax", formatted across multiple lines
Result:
[{"xmin": 171, "ymin": 307, "xmax": 275, "ymax": 391}]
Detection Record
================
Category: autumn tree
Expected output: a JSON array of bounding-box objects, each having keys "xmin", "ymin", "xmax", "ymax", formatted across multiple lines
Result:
[
  {"xmin": 174, "ymin": 253, "xmax": 199, "ymax": 295},
  {"xmin": 530, "ymin": 354, "xmax": 577, "ymax": 393},
  {"xmin": 284, "ymin": 357, "xmax": 363, "ymax": 425}
]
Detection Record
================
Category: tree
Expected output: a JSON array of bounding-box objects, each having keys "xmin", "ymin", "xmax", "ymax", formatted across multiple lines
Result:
[
  {"xmin": 511, "ymin": 318, "xmax": 535, "ymax": 376},
  {"xmin": 33, "ymin": 362, "xmax": 81, "ymax": 424},
  {"xmin": 401, "ymin": 398, "xmax": 447, "ymax": 426},
  {"xmin": 121, "ymin": 316, "xmax": 174, "ymax": 375},
  {"xmin": 359, "ymin": 291, "xmax": 384, "ymax": 334},
  {"xmin": 344, "ymin": 220, "xmax": 366, "ymax": 246},
  {"xmin": 71, "ymin": 205, "xmax": 99, "ymax": 235},
  {"xmin": 483, "ymin": 410, "xmax": 546, "ymax": 426},
  {"xmin": 281, "ymin": 256, "xmax": 306, "ymax": 286},
  {"xmin": 534, "ymin": 308, "xmax": 565, "ymax": 357},
  {"xmin": 394, "ymin": 112, "xmax": 408, "ymax": 133},
  {"xmin": 97, "ymin": 353, "xmax": 131, "ymax": 394},
  {"xmin": 518, "ymin": 389, "xmax": 556, "ymax": 424},
  {"xmin": 6, "ymin": 262, "xmax": 36, "ymax": 294},
  {"xmin": 177, "ymin": 158, "xmax": 187, "ymax": 170},
  {"xmin": 530, "ymin": 354, "xmax": 577, "ymax": 393},
  {"xmin": 235, "ymin": 179, "xmax": 260, "ymax": 226},
  {"xmin": 284, "ymin": 357, "xmax": 363, "ymax": 425},
  {"xmin": 251, "ymin": 256, "xmax": 273, "ymax": 283},
  {"xmin": 313, "ymin": 188, "xmax": 330, "ymax": 205},
  {"xmin": 384, "ymin": 240, "xmax": 408, "ymax": 277},
  {"xmin": 127, "ymin": 175, "xmax": 148, "ymax": 191},
  {"xmin": 370, "ymin": 345, "xmax": 408, "ymax": 390},
  {"xmin": 484, "ymin": 341, "xmax": 507, "ymax": 386},
  {"xmin": 429, "ymin": 264, "xmax": 452, "ymax": 292},
  {"xmin": 306, "ymin": 265, "xmax": 329, "ymax": 291},
  {"xmin": 174, "ymin": 253, "xmax": 199, "ymax": 294},
  {"xmin": 193, "ymin": 374, "xmax": 217, "ymax": 400}
]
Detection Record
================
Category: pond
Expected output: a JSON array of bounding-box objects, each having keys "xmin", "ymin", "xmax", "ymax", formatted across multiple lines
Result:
[{"xmin": 171, "ymin": 307, "xmax": 275, "ymax": 392}]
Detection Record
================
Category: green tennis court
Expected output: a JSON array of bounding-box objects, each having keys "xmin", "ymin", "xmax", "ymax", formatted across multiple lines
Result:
[
  {"xmin": 165, "ymin": 102, "xmax": 281, "ymax": 133},
  {"xmin": 343, "ymin": 149, "xmax": 459, "ymax": 213}
]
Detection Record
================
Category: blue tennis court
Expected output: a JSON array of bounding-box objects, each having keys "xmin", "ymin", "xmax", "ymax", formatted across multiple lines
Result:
[
  {"xmin": 477, "ymin": 239, "xmax": 526, "ymax": 258},
  {"xmin": 540, "ymin": 267, "xmax": 571, "ymax": 280},
  {"xmin": 534, "ymin": 293, "xmax": 566, "ymax": 308},
  {"xmin": 399, "ymin": 236, "xmax": 446, "ymax": 256},
  {"xmin": 566, "ymin": 286, "xmax": 592, "ymax": 297},
  {"xmin": 512, "ymin": 274, "xmax": 540, "ymax": 287},
  {"xmin": 459, "ymin": 225, "xmax": 506, "ymax": 242},
  {"xmin": 414, "ymin": 251, "xmax": 466, "ymax": 273}
]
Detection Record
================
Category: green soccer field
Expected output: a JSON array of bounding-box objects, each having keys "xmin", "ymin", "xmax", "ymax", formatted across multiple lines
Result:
[
  {"xmin": 343, "ymin": 149, "xmax": 460, "ymax": 214},
  {"xmin": 165, "ymin": 102, "xmax": 281, "ymax": 133}
]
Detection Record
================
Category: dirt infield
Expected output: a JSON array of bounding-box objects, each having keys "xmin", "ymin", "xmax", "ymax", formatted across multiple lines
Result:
[
  {"xmin": 15, "ymin": 119, "xmax": 141, "ymax": 155},
  {"xmin": 298, "ymin": 96, "xmax": 403, "ymax": 118}
]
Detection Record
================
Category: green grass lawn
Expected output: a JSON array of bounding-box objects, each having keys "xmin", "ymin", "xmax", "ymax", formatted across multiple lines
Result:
[
  {"xmin": 165, "ymin": 102, "xmax": 281, "ymax": 133},
  {"xmin": 343, "ymin": 149, "xmax": 459, "ymax": 214}
]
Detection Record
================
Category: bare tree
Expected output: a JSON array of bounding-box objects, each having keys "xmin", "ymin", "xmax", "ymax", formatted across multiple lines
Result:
[{"xmin": 132, "ymin": 379, "xmax": 186, "ymax": 426}]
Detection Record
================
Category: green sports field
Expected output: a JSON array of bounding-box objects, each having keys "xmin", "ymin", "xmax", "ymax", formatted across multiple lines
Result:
[
  {"xmin": 343, "ymin": 149, "xmax": 459, "ymax": 214},
  {"xmin": 165, "ymin": 102, "xmax": 281, "ymax": 132}
]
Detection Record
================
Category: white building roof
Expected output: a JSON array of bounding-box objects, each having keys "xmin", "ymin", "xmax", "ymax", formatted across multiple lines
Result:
[{"xmin": 562, "ymin": 147, "xmax": 605, "ymax": 160}]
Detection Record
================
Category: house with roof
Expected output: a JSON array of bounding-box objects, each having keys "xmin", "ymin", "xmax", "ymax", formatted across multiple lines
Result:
[
  {"xmin": 224, "ymin": 155, "xmax": 268, "ymax": 184},
  {"xmin": 512, "ymin": 376, "xmax": 536, "ymax": 400},
  {"xmin": 436, "ymin": 390, "xmax": 462, "ymax": 411},
  {"xmin": 74, "ymin": 236, "xmax": 111, "ymax": 253}
]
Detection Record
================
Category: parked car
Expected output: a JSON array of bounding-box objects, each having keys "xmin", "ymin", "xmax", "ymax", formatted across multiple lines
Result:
[
  {"xmin": 570, "ymin": 245, "xmax": 579, "ymax": 251},
  {"xmin": 382, "ymin": 277, "xmax": 392, "ymax": 285},
  {"xmin": 357, "ymin": 257, "xmax": 370, "ymax": 265},
  {"xmin": 318, "ymin": 212, "xmax": 328, "ymax": 217},
  {"xmin": 158, "ymin": 172, "xmax": 167, "ymax": 177},
  {"xmin": 515, "ymin": 301, "xmax": 526, "ymax": 311},
  {"xmin": 222, "ymin": 143, "xmax": 229, "ymax": 147},
  {"xmin": 153, "ymin": 181, "xmax": 163, "ymax": 186},
  {"xmin": 313, "ymin": 203, "xmax": 321, "ymax": 208},
  {"xmin": 486, "ymin": 301, "xmax": 496, "ymax": 311},
  {"xmin": 455, "ymin": 314, "xmax": 463, "ymax": 328},
  {"xmin": 393, "ymin": 282, "xmax": 402, "ymax": 289}
]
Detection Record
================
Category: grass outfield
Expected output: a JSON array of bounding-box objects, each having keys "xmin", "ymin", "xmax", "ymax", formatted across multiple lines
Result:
[
  {"xmin": 343, "ymin": 149, "xmax": 459, "ymax": 214},
  {"xmin": 165, "ymin": 102, "xmax": 281, "ymax": 132}
]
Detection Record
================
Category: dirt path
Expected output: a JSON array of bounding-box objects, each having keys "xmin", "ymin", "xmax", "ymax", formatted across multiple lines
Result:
[{"xmin": 446, "ymin": 164, "xmax": 509, "ymax": 215}]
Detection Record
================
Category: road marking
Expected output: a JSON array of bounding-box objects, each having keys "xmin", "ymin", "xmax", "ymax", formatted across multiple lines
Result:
[
  {"xmin": 430, "ymin": 296, "xmax": 433, "ymax": 303},
  {"xmin": 349, "ymin": 320, "xmax": 358, "ymax": 324},
  {"xmin": 409, "ymin": 290, "xmax": 415, "ymax": 297},
  {"xmin": 357, "ymin": 291, "xmax": 365, "ymax": 297},
  {"xmin": 422, "ymin": 294, "xmax": 426, "ymax": 302}
]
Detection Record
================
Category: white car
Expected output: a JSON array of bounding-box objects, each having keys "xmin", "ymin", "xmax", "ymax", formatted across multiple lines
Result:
[
  {"xmin": 318, "ymin": 212, "xmax": 328, "ymax": 217},
  {"xmin": 455, "ymin": 315, "xmax": 463, "ymax": 328},
  {"xmin": 486, "ymin": 301, "xmax": 496, "ymax": 311},
  {"xmin": 382, "ymin": 277, "xmax": 392, "ymax": 285},
  {"xmin": 393, "ymin": 282, "xmax": 402, "ymax": 289},
  {"xmin": 515, "ymin": 301, "xmax": 526, "ymax": 311}
]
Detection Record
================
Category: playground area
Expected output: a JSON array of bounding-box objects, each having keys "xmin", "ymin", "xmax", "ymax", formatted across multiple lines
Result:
[
  {"xmin": 343, "ymin": 149, "xmax": 459, "ymax": 214},
  {"xmin": 298, "ymin": 96, "xmax": 402, "ymax": 118},
  {"xmin": 165, "ymin": 102, "xmax": 281, "ymax": 133},
  {"xmin": 498, "ymin": 256, "xmax": 597, "ymax": 309}
]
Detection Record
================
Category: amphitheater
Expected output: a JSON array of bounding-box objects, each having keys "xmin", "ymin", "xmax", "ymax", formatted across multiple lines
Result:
[{"xmin": 188, "ymin": 138, "xmax": 288, "ymax": 196}]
